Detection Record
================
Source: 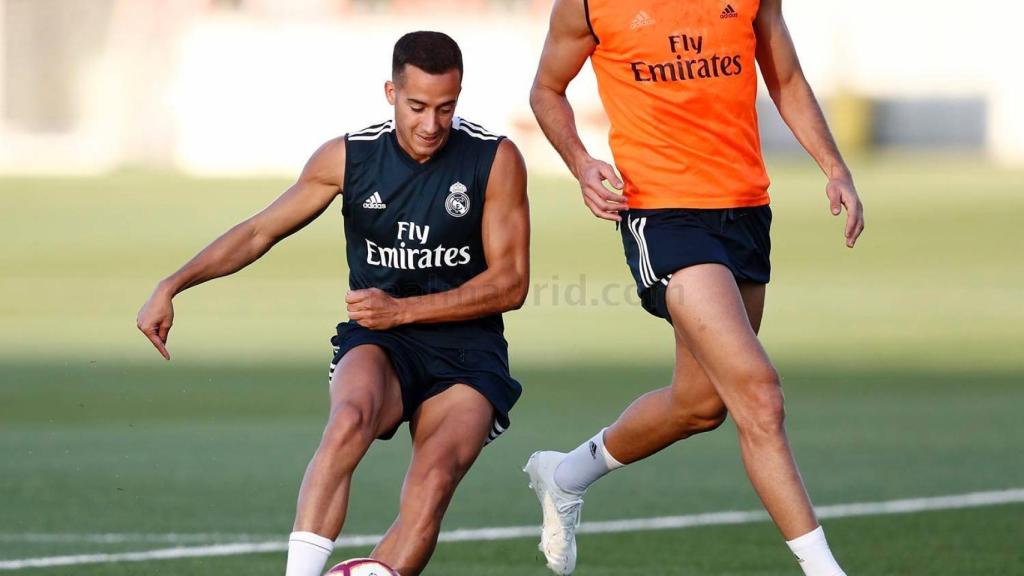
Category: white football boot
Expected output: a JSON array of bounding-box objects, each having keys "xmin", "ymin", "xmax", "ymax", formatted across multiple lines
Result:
[{"xmin": 524, "ymin": 451, "xmax": 584, "ymax": 575}]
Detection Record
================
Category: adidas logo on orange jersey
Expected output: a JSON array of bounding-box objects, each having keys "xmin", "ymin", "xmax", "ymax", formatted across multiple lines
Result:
[
  {"xmin": 630, "ymin": 10, "xmax": 655, "ymax": 30},
  {"xmin": 720, "ymin": 4, "xmax": 738, "ymax": 18}
]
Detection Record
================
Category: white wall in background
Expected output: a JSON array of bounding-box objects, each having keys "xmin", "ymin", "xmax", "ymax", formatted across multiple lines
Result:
[{"xmin": 1, "ymin": 1, "xmax": 1021, "ymax": 174}]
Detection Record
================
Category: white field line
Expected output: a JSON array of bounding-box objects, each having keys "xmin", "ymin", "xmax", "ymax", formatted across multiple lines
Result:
[
  {"xmin": 0, "ymin": 534, "xmax": 271, "ymax": 545},
  {"xmin": 1, "ymin": 488, "xmax": 1022, "ymax": 571}
]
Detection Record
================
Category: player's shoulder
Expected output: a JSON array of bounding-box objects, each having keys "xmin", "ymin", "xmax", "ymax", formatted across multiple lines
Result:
[{"xmin": 299, "ymin": 135, "xmax": 347, "ymax": 187}]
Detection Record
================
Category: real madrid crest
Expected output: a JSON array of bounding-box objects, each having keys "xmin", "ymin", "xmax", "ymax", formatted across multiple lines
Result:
[{"xmin": 445, "ymin": 182, "xmax": 470, "ymax": 217}]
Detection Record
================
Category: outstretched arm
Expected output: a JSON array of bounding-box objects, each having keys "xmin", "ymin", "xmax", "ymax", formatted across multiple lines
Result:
[
  {"xmin": 345, "ymin": 139, "xmax": 530, "ymax": 329},
  {"xmin": 755, "ymin": 0, "xmax": 864, "ymax": 247},
  {"xmin": 136, "ymin": 138, "xmax": 346, "ymax": 359},
  {"xmin": 531, "ymin": 0, "xmax": 626, "ymax": 222}
]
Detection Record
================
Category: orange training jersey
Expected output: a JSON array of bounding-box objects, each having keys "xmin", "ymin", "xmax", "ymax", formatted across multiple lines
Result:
[{"xmin": 586, "ymin": 0, "xmax": 771, "ymax": 209}]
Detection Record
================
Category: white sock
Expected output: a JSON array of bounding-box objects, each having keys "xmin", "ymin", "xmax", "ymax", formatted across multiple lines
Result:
[
  {"xmin": 786, "ymin": 526, "xmax": 846, "ymax": 576},
  {"xmin": 286, "ymin": 531, "xmax": 335, "ymax": 576},
  {"xmin": 553, "ymin": 428, "xmax": 624, "ymax": 494}
]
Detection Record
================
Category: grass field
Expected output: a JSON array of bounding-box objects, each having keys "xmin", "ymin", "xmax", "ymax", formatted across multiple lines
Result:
[{"xmin": 2, "ymin": 156, "xmax": 1023, "ymax": 574}]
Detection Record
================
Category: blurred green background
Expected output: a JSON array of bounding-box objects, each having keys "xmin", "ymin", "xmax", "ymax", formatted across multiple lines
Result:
[{"xmin": 2, "ymin": 157, "xmax": 1023, "ymax": 574}]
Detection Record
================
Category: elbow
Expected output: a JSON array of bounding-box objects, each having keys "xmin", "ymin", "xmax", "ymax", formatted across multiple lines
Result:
[
  {"xmin": 529, "ymin": 81, "xmax": 556, "ymax": 118},
  {"xmin": 502, "ymin": 274, "xmax": 530, "ymax": 312},
  {"xmin": 529, "ymin": 84, "xmax": 543, "ymax": 117},
  {"xmin": 773, "ymin": 70, "xmax": 808, "ymax": 102},
  {"xmin": 244, "ymin": 220, "xmax": 277, "ymax": 254}
]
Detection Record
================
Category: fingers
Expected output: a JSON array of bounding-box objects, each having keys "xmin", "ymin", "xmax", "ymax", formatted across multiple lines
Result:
[
  {"xmin": 144, "ymin": 328, "xmax": 170, "ymax": 360},
  {"xmin": 597, "ymin": 162, "xmax": 623, "ymax": 190},
  {"xmin": 582, "ymin": 194, "xmax": 623, "ymax": 221},
  {"xmin": 580, "ymin": 163, "xmax": 627, "ymax": 221},
  {"xmin": 845, "ymin": 204, "xmax": 865, "ymax": 248},
  {"xmin": 575, "ymin": 160, "xmax": 628, "ymax": 221},
  {"xmin": 826, "ymin": 181, "xmax": 842, "ymax": 216},
  {"xmin": 345, "ymin": 289, "xmax": 369, "ymax": 304},
  {"xmin": 346, "ymin": 288, "xmax": 385, "ymax": 304},
  {"xmin": 584, "ymin": 165, "xmax": 627, "ymax": 202},
  {"xmin": 827, "ymin": 178, "xmax": 864, "ymax": 248}
]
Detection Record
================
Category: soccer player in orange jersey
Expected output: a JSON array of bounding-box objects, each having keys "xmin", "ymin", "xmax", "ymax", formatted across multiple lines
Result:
[{"xmin": 524, "ymin": 1, "xmax": 863, "ymax": 574}]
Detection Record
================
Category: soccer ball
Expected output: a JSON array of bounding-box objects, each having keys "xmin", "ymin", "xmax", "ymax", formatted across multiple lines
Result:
[{"xmin": 325, "ymin": 558, "xmax": 399, "ymax": 576}]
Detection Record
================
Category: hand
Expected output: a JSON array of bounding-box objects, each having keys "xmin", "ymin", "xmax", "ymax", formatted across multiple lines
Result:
[
  {"xmin": 825, "ymin": 173, "xmax": 865, "ymax": 248},
  {"xmin": 575, "ymin": 158, "xmax": 627, "ymax": 221},
  {"xmin": 346, "ymin": 288, "xmax": 407, "ymax": 330},
  {"xmin": 137, "ymin": 286, "xmax": 174, "ymax": 360}
]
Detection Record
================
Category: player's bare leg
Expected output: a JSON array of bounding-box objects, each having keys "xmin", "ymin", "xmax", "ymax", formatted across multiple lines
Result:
[
  {"xmin": 372, "ymin": 384, "xmax": 494, "ymax": 575},
  {"xmin": 601, "ymin": 333, "xmax": 727, "ymax": 465},
  {"xmin": 602, "ymin": 281, "xmax": 764, "ymax": 462},
  {"xmin": 663, "ymin": 265, "xmax": 816, "ymax": 536},
  {"xmin": 524, "ymin": 297, "xmax": 739, "ymax": 575},
  {"xmin": 666, "ymin": 264, "xmax": 844, "ymax": 574},
  {"xmin": 286, "ymin": 345, "xmax": 404, "ymax": 576}
]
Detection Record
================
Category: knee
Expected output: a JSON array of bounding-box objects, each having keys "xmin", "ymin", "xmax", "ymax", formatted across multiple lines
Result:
[
  {"xmin": 319, "ymin": 402, "xmax": 376, "ymax": 454},
  {"xmin": 729, "ymin": 368, "xmax": 786, "ymax": 440}
]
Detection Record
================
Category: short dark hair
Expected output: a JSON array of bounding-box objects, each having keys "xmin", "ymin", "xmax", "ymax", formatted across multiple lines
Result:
[{"xmin": 392, "ymin": 31, "xmax": 463, "ymax": 83}]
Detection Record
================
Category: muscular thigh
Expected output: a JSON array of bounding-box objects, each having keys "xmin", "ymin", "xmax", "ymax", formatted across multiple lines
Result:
[
  {"xmin": 329, "ymin": 344, "xmax": 405, "ymax": 438},
  {"xmin": 671, "ymin": 281, "xmax": 765, "ymax": 406},
  {"xmin": 668, "ymin": 264, "xmax": 775, "ymax": 396},
  {"xmin": 409, "ymin": 384, "xmax": 495, "ymax": 474}
]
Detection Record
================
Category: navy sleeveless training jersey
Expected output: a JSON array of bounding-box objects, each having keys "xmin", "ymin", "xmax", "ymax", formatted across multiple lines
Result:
[{"xmin": 341, "ymin": 117, "xmax": 506, "ymax": 347}]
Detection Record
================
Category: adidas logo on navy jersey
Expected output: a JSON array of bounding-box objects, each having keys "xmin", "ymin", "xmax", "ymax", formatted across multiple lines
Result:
[
  {"xmin": 362, "ymin": 191, "xmax": 386, "ymax": 210},
  {"xmin": 721, "ymin": 4, "xmax": 738, "ymax": 18}
]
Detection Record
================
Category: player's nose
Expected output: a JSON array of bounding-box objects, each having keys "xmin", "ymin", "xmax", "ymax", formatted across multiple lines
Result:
[{"xmin": 423, "ymin": 111, "xmax": 442, "ymax": 134}]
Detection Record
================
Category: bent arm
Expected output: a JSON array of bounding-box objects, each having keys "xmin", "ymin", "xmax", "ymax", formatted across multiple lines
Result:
[
  {"xmin": 157, "ymin": 138, "xmax": 346, "ymax": 298},
  {"xmin": 755, "ymin": 0, "xmax": 849, "ymax": 179},
  {"xmin": 530, "ymin": 0, "xmax": 597, "ymax": 178},
  {"xmin": 401, "ymin": 139, "xmax": 530, "ymax": 323}
]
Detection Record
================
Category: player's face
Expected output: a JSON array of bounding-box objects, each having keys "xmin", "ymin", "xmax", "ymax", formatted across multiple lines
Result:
[{"xmin": 386, "ymin": 65, "xmax": 461, "ymax": 163}]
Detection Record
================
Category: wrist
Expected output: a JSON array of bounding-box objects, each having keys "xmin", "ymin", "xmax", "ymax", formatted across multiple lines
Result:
[
  {"xmin": 397, "ymin": 297, "xmax": 417, "ymax": 325},
  {"xmin": 827, "ymin": 162, "xmax": 852, "ymax": 181},
  {"xmin": 156, "ymin": 278, "xmax": 180, "ymax": 299},
  {"xmin": 568, "ymin": 152, "xmax": 594, "ymax": 181}
]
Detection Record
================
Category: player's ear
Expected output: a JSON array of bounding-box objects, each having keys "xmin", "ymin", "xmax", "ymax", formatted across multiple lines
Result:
[{"xmin": 385, "ymin": 80, "xmax": 396, "ymax": 106}]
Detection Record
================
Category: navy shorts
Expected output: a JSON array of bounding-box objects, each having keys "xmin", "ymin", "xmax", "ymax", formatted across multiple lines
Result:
[
  {"xmin": 328, "ymin": 321, "xmax": 521, "ymax": 445},
  {"xmin": 620, "ymin": 206, "xmax": 772, "ymax": 321}
]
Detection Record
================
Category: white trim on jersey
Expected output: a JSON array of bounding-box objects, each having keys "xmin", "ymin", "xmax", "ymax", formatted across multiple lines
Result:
[
  {"xmin": 456, "ymin": 126, "xmax": 500, "ymax": 141},
  {"xmin": 459, "ymin": 118, "xmax": 498, "ymax": 137},
  {"xmin": 348, "ymin": 120, "xmax": 395, "ymax": 141},
  {"xmin": 348, "ymin": 120, "xmax": 390, "ymax": 136},
  {"xmin": 454, "ymin": 116, "xmax": 501, "ymax": 141}
]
